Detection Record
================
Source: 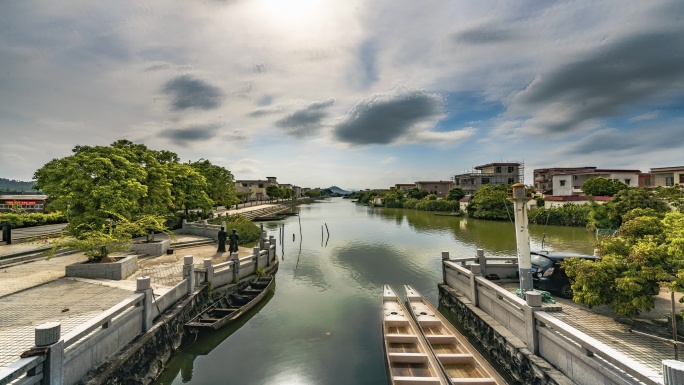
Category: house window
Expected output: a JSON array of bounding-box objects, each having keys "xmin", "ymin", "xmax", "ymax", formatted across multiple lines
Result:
[
  {"xmin": 258, "ymin": 183, "xmax": 264, "ymax": 188},
  {"xmin": 560, "ymin": 180, "xmax": 566, "ymax": 186},
  {"xmin": 495, "ymin": 167, "xmax": 501, "ymax": 173},
  {"xmin": 666, "ymin": 177, "xmax": 674, "ymax": 186},
  {"xmin": 644, "ymin": 178, "xmax": 651, "ymax": 186},
  {"xmin": 241, "ymin": 183, "xmax": 247, "ymax": 187},
  {"xmin": 507, "ymin": 178, "xmax": 515, "ymax": 184},
  {"xmin": 482, "ymin": 178, "xmax": 490, "ymax": 185},
  {"xmin": 507, "ymin": 166, "xmax": 514, "ymax": 173},
  {"xmin": 680, "ymin": 175, "xmax": 684, "ymax": 183},
  {"xmin": 624, "ymin": 179, "xmax": 631, "ymax": 185},
  {"xmin": 573, "ymin": 175, "xmax": 578, "ymax": 180},
  {"xmin": 455, "ymin": 179, "xmax": 460, "ymax": 185}
]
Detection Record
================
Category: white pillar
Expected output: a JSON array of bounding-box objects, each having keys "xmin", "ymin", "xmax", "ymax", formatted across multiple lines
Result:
[
  {"xmin": 663, "ymin": 360, "xmax": 684, "ymax": 385},
  {"xmin": 183, "ymin": 255, "xmax": 195, "ymax": 295},
  {"xmin": 509, "ymin": 183, "xmax": 534, "ymax": 298},
  {"xmin": 35, "ymin": 322, "xmax": 64, "ymax": 385},
  {"xmin": 525, "ymin": 291, "xmax": 542, "ymax": 354},
  {"xmin": 470, "ymin": 264, "xmax": 480, "ymax": 306},
  {"xmin": 136, "ymin": 276, "xmax": 153, "ymax": 332}
]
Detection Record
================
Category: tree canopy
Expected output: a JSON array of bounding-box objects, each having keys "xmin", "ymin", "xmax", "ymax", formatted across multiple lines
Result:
[
  {"xmin": 581, "ymin": 177, "xmax": 629, "ymax": 197},
  {"xmin": 445, "ymin": 187, "xmax": 465, "ymax": 201},
  {"xmin": 565, "ymin": 209, "xmax": 684, "ymax": 317},
  {"xmin": 467, "ymin": 184, "xmax": 513, "ymax": 220},
  {"xmin": 190, "ymin": 159, "xmax": 238, "ymax": 207},
  {"xmin": 33, "ymin": 140, "xmax": 224, "ymax": 236}
]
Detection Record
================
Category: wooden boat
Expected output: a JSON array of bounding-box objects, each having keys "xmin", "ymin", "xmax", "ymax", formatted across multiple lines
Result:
[
  {"xmin": 186, "ymin": 276, "xmax": 274, "ymax": 329},
  {"xmin": 404, "ymin": 285, "xmax": 505, "ymax": 385},
  {"xmin": 433, "ymin": 213, "xmax": 461, "ymax": 217},
  {"xmin": 382, "ymin": 285, "xmax": 449, "ymax": 385}
]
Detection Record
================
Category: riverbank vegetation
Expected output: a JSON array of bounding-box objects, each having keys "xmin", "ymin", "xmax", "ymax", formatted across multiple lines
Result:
[
  {"xmin": 0, "ymin": 211, "xmax": 66, "ymax": 227},
  {"xmin": 208, "ymin": 215, "xmax": 261, "ymax": 245}
]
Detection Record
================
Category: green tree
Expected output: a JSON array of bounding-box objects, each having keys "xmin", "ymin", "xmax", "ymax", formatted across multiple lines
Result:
[
  {"xmin": 305, "ymin": 189, "xmax": 322, "ymax": 198},
  {"xmin": 468, "ymin": 184, "xmax": 513, "ymax": 220},
  {"xmin": 654, "ymin": 185, "xmax": 684, "ymax": 212},
  {"xmin": 565, "ymin": 210, "xmax": 684, "ymax": 317},
  {"xmin": 266, "ymin": 184, "xmax": 283, "ymax": 200},
  {"xmin": 445, "ymin": 187, "xmax": 465, "ymax": 201},
  {"xmin": 581, "ymin": 177, "xmax": 629, "ymax": 197},
  {"xmin": 406, "ymin": 188, "xmax": 429, "ymax": 200},
  {"xmin": 608, "ymin": 188, "xmax": 670, "ymax": 227},
  {"xmin": 190, "ymin": 159, "xmax": 238, "ymax": 207}
]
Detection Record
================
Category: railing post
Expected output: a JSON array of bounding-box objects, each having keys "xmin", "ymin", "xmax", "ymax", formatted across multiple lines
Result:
[
  {"xmin": 183, "ymin": 255, "xmax": 194, "ymax": 295},
  {"xmin": 231, "ymin": 253, "xmax": 240, "ymax": 281},
  {"xmin": 253, "ymin": 246, "xmax": 261, "ymax": 272},
  {"xmin": 441, "ymin": 252, "xmax": 449, "ymax": 284},
  {"xmin": 524, "ymin": 291, "xmax": 543, "ymax": 354},
  {"xmin": 470, "ymin": 264, "xmax": 480, "ymax": 306},
  {"xmin": 203, "ymin": 259, "xmax": 214, "ymax": 284},
  {"xmin": 664, "ymin": 360, "xmax": 684, "ymax": 385},
  {"xmin": 260, "ymin": 224, "xmax": 265, "ymax": 250},
  {"xmin": 136, "ymin": 277, "xmax": 153, "ymax": 332},
  {"xmin": 269, "ymin": 235, "xmax": 276, "ymax": 263},
  {"xmin": 264, "ymin": 241, "xmax": 271, "ymax": 267},
  {"xmin": 35, "ymin": 322, "xmax": 63, "ymax": 385},
  {"xmin": 477, "ymin": 249, "xmax": 486, "ymax": 275}
]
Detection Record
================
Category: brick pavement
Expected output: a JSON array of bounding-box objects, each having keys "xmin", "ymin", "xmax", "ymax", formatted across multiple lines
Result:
[{"xmin": 0, "ymin": 279, "xmax": 132, "ymax": 367}]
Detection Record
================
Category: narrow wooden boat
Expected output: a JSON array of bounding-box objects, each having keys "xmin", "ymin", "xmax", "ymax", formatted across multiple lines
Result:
[
  {"xmin": 382, "ymin": 285, "xmax": 449, "ymax": 385},
  {"xmin": 186, "ymin": 276, "xmax": 274, "ymax": 329},
  {"xmin": 404, "ymin": 285, "xmax": 506, "ymax": 385},
  {"xmin": 433, "ymin": 213, "xmax": 461, "ymax": 217}
]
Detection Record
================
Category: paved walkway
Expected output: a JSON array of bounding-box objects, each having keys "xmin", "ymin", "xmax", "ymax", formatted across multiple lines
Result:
[{"xmin": 499, "ymin": 282, "xmax": 682, "ymax": 376}]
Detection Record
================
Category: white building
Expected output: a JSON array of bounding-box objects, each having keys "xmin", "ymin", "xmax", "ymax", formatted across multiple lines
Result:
[{"xmin": 552, "ymin": 169, "xmax": 641, "ymax": 196}]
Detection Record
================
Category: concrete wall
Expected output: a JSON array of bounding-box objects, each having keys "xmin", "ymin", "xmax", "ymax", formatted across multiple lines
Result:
[
  {"xmin": 130, "ymin": 239, "xmax": 170, "ymax": 257},
  {"xmin": 65, "ymin": 255, "xmax": 138, "ymax": 280}
]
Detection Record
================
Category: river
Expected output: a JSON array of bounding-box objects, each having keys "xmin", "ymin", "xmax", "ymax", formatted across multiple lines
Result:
[{"xmin": 153, "ymin": 198, "xmax": 596, "ymax": 385}]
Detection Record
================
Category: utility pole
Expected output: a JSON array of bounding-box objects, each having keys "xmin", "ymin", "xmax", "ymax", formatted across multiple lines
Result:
[{"xmin": 509, "ymin": 183, "xmax": 533, "ymax": 299}]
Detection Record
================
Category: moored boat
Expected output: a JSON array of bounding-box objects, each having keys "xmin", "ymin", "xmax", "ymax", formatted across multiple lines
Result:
[
  {"xmin": 404, "ymin": 285, "xmax": 506, "ymax": 385},
  {"xmin": 186, "ymin": 275, "xmax": 275, "ymax": 329},
  {"xmin": 382, "ymin": 285, "xmax": 449, "ymax": 385}
]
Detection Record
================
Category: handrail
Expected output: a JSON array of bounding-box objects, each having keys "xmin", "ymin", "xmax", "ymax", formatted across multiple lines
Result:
[
  {"xmin": 0, "ymin": 356, "xmax": 45, "ymax": 385},
  {"xmin": 535, "ymin": 312, "xmax": 662, "ymax": 385},
  {"xmin": 474, "ymin": 276, "xmax": 527, "ymax": 309},
  {"xmin": 444, "ymin": 261, "xmax": 472, "ymax": 276},
  {"xmin": 63, "ymin": 293, "xmax": 144, "ymax": 349}
]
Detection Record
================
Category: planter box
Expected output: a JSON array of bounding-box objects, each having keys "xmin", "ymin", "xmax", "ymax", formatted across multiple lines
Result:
[
  {"xmin": 66, "ymin": 255, "xmax": 138, "ymax": 280},
  {"xmin": 130, "ymin": 239, "xmax": 170, "ymax": 257}
]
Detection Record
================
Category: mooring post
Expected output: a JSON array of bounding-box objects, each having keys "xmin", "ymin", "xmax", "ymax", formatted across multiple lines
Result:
[
  {"xmin": 470, "ymin": 264, "xmax": 481, "ymax": 306},
  {"xmin": 524, "ymin": 291, "xmax": 542, "ymax": 354},
  {"xmin": 35, "ymin": 322, "xmax": 64, "ymax": 385},
  {"xmin": 136, "ymin": 277, "xmax": 153, "ymax": 332},
  {"xmin": 183, "ymin": 256, "xmax": 195, "ymax": 295}
]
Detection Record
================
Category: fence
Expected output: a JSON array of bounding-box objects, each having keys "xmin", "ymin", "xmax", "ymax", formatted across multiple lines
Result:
[
  {"xmin": 442, "ymin": 250, "xmax": 664, "ymax": 385},
  {"xmin": 1, "ymin": 235, "xmax": 278, "ymax": 385}
]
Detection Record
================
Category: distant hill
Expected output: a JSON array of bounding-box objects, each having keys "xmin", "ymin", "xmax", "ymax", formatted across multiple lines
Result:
[
  {"xmin": 0, "ymin": 178, "xmax": 37, "ymax": 193},
  {"xmin": 324, "ymin": 186, "xmax": 350, "ymax": 196}
]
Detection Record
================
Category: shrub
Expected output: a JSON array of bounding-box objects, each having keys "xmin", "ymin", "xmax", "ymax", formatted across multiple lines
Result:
[
  {"xmin": 0, "ymin": 212, "xmax": 67, "ymax": 228},
  {"xmin": 528, "ymin": 204, "xmax": 591, "ymax": 227}
]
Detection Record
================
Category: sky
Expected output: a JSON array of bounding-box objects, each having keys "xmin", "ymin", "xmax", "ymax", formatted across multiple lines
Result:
[{"xmin": 1, "ymin": 0, "xmax": 683, "ymax": 190}]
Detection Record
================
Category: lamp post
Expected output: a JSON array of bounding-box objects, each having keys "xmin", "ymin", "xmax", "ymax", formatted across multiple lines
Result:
[{"xmin": 509, "ymin": 183, "xmax": 533, "ymax": 298}]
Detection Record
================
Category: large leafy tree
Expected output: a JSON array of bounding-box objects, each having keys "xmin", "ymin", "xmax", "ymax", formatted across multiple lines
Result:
[
  {"xmin": 34, "ymin": 141, "xmax": 212, "ymax": 236},
  {"xmin": 266, "ymin": 184, "xmax": 283, "ymax": 200},
  {"xmin": 190, "ymin": 159, "xmax": 238, "ymax": 207},
  {"xmin": 406, "ymin": 188, "xmax": 429, "ymax": 200},
  {"xmin": 581, "ymin": 177, "xmax": 629, "ymax": 197},
  {"xmin": 565, "ymin": 210, "xmax": 684, "ymax": 317},
  {"xmin": 468, "ymin": 184, "xmax": 513, "ymax": 220}
]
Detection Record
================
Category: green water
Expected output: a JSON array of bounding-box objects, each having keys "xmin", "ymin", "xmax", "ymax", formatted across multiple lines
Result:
[{"xmin": 153, "ymin": 198, "xmax": 595, "ymax": 385}]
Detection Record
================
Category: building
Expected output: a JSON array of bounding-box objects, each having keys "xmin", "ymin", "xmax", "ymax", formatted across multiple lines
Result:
[
  {"xmin": 649, "ymin": 166, "xmax": 684, "ymax": 187},
  {"xmin": 543, "ymin": 195, "xmax": 612, "ymax": 209},
  {"xmin": 552, "ymin": 169, "xmax": 641, "ymax": 197},
  {"xmin": 453, "ymin": 162, "xmax": 523, "ymax": 196},
  {"xmin": 0, "ymin": 195, "xmax": 48, "ymax": 212},
  {"xmin": 394, "ymin": 183, "xmax": 415, "ymax": 192},
  {"xmin": 234, "ymin": 177, "xmax": 279, "ymax": 201},
  {"xmin": 533, "ymin": 167, "xmax": 596, "ymax": 193},
  {"xmin": 414, "ymin": 181, "xmax": 454, "ymax": 198}
]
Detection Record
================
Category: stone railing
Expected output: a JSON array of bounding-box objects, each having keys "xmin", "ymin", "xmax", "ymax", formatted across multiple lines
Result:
[
  {"xmin": 1, "ymin": 235, "xmax": 278, "ymax": 385},
  {"xmin": 442, "ymin": 253, "xmax": 665, "ymax": 385}
]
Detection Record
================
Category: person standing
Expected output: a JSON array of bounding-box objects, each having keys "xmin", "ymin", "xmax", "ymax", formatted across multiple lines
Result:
[{"xmin": 217, "ymin": 226, "xmax": 227, "ymax": 252}]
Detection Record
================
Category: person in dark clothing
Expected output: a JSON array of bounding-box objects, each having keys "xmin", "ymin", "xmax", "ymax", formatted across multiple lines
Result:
[
  {"xmin": 228, "ymin": 229, "xmax": 240, "ymax": 253},
  {"xmin": 217, "ymin": 227, "xmax": 227, "ymax": 252}
]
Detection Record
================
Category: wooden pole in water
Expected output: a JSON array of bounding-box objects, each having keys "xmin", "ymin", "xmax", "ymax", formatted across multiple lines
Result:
[{"xmin": 325, "ymin": 223, "xmax": 330, "ymax": 237}]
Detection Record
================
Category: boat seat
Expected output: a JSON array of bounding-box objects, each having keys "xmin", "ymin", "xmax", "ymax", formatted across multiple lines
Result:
[
  {"xmin": 435, "ymin": 354, "xmax": 475, "ymax": 364},
  {"xmin": 448, "ymin": 378, "xmax": 497, "ymax": 384},
  {"xmin": 387, "ymin": 352, "xmax": 430, "ymax": 363},
  {"xmin": 393, "ymin": 376, "xmax": 443, "ymax": 384}
]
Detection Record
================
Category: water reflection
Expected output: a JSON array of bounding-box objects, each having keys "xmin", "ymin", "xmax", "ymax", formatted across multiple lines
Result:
[{"xmin": 153, "ymin": 286, "xmax": 276, "ymax": 384}]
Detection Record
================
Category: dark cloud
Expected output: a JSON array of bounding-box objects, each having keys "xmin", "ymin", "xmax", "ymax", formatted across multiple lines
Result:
[
  {"xmin": 353, "ymin": 40, "xmax": 378, "ymax": 88},
  {"xmin": 253, "ymin": 63, "xmax": 267, "ymax": 73},
  {"xmin": 224, "ymin": 129, "xmax": 248, "ymax": 141},
  {"xmin": 162, "ymin": 75, "xmax": 225, "ymax": 111},
  {"xmin": 275, "ymin": 98, "xmax": 335, "ymax": 138},
  {"xmin": 248, "ymin": 107, "xmax": 280, "ymax": 118},
  {"xmin": 334, "ymin": 90, "xmax": 443, "ymax": 145},
  {"xmin": 561, "ymin": 125, "xmax": 684, "ymax": 155},
  {"xmin": 166, "ymin": 123, "xmax": 220, "ymax": 146},
  {"xmin": 513, "ymin": 31, "xmax": 684, "ymax": 133},
  {"xmin": 453, "ymin": 26, "xmax": 517, "ymax": 45}
]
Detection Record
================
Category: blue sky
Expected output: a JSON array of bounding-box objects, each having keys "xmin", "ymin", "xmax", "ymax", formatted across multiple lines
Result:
[{"xmin": 1, "ymin": 0, "xmax": 683, "ymax": 190}]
